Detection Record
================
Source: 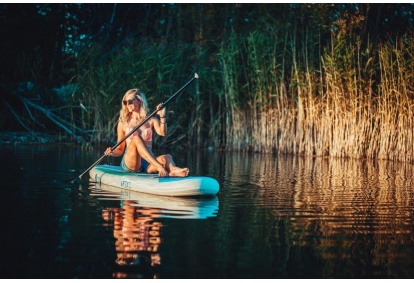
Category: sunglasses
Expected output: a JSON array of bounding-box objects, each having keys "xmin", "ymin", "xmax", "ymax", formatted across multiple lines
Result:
[{"xmin": 123, "ymin": 98, "xmax": 138, "ymax": 106}]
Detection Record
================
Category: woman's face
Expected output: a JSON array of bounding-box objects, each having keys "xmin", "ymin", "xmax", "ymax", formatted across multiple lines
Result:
[{"xmin": 123, "ymin": 94, "xmax": 140, "ymax": 111}]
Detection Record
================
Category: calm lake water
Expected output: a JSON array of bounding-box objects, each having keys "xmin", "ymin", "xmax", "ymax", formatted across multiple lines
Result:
[{"xmin": 1, "ymin": 143, "xmax": 414, "ymax": 279}]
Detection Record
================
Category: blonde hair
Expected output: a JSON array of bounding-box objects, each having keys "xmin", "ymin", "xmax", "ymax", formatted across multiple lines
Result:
[{"xmin": 119, "ymin": 89, "xmax": 149, "ymax": 123}]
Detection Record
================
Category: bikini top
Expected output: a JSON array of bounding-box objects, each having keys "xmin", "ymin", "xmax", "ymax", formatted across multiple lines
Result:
[{"xmin": 126, "ymin": 125, "xmax": 153, "ymax": 143}]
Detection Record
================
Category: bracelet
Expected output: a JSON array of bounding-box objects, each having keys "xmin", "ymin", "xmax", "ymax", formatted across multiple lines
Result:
[
  {"xmin": 160, "ymin": 116, "xmax": 166, "ymax": 118},
  {"xmin": 160, "ymin": 121, "xmax": 167, "ymax": 124}
]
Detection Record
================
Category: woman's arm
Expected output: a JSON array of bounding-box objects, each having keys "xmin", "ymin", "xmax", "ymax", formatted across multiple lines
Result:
[
  {"xmin": 105, "ymin": 121, "xmax": 126, "ymax": 157},
  {"xmin": 153, "ymin": 103, "xmax": 167, "ymax": 136},
  {"xmin": 152, "ymin": 116, "xmax": 167, "ymax": 137}
]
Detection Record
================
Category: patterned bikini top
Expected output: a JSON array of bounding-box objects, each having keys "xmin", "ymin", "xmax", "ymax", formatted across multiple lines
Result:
[{"xmin": 125, "ymin": 122, "xmax": 153, "ymax": 144}]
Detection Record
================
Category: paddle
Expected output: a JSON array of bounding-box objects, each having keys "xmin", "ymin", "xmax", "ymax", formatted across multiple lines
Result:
[{"xmin": 66, "ymin": 72, "xmax": 199, "ymax": 184}]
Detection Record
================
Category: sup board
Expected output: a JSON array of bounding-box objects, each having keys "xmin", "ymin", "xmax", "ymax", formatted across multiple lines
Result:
[{"xmin": 90, "ymin": 164, "xmax": 220, "ymax": 197}]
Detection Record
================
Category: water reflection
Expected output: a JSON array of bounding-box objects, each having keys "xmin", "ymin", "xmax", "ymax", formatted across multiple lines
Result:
[
  {"xmin": 89, "ymin": 182, "xmax": 218, "ymax": 278},
  {"xmin": 91, "ymin": 182, "xmax": 219, "ymax": 220},
  {"xmin": 218, "ymin": 152, "xmax": 414, "ymax": 278},
  {"xmin": 101, "ymin": 201, "xmax": 162, "ymax": 278},
  {"xmin": 2, "ymin": 144, "xmax": 414, "ymax": 278}
]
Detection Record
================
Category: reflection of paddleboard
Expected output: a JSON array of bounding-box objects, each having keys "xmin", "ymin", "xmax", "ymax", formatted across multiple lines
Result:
[
  {"xmin": 90, "ymin": 164, "xmax": 220, "ymax": 197},
  {"xmin": 91, "ymin": 182, "xmax": 219, "ymax": 219}
]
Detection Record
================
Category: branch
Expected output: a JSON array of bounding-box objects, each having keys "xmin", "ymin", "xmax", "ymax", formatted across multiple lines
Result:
[
  {"xmin": 1, "ymin": 96, "xmax": 42, "ymax": 139},
  {"xmin": 19, "ymin": 96, "xmax": 89, "ymax": 143}
]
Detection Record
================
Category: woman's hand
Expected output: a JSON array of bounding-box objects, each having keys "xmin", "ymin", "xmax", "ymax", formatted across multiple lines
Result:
[
  {"xmin": 156, "ymin": 103, "xmax": 166, "ymax": 118},
  {"xmin": 157, "ymin": 165, "xmax": 169, "ymax": 177},
  {"xmin": 104, "ymin": 147, "xmax": 113, "ymax": 156}
]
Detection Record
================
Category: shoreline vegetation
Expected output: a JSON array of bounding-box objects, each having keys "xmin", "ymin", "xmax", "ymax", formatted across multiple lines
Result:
[
  {"xmin": 0, "ymin": 132, "xmax": 73, "ymax": 145},
  {"xmin": 2, "ymin": 4, "xmax": 414, "ymax": 163}
]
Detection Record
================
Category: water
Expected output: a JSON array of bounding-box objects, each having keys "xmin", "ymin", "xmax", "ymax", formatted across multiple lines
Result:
[{"xmin": 1, "ymin": 144, "xmax": 414, "ymax": 279}]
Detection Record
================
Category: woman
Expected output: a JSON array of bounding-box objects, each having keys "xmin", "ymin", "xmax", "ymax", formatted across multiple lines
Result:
[{"xmin": 104, "ymin": 88, "xmax": 189, "ymax": 177}]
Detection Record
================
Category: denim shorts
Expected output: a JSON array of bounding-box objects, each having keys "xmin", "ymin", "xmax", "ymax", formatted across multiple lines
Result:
[{"xmin": 120, "ymin": 147, "xmax": 152, "ymax": 173}]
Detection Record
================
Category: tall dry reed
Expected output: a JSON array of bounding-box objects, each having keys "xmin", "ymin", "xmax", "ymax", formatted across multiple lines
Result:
[{"xmin": 218, "ymin": 29, "xmax": 414, "ymax": 163}]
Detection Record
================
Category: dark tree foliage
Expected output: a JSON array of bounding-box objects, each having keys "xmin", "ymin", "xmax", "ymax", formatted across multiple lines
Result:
[
  {"xmin": 2, "ymin": 3, "xmax": 413, "ymax": 86},
  {"xmin": 1, "ymin": 4, "xmax": 65, "ymax": 84}
]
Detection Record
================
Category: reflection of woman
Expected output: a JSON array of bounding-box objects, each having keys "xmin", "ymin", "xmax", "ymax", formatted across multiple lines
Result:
[{"xmin": 102, "ymin": 201, "xmax": 162, "ymax": 278}]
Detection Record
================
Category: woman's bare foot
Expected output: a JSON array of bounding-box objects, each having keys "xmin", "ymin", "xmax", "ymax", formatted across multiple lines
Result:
[{"xmin": 169, "ymin": 168, "xmax": 190, "ymax": 177}]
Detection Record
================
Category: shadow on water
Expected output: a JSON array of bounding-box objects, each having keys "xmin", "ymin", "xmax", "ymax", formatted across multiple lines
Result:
[{"xmin": 1, "ymin": 144, "xmax": 414, "ymax": 278}]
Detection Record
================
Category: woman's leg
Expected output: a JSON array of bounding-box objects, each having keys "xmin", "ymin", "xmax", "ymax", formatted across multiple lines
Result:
[
  {"xmin": 124, "ymin": 136, "xmax": 168, "ymax": 176},
  {"xmin": 147, "ymin": 154, "xmax": 189, "ymax": 177}
]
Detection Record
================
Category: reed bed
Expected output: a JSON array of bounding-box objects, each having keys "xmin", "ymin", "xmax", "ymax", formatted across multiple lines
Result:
[{"xmin": 218, "ymin": 30, "xmax": 414, "ymax": 163}]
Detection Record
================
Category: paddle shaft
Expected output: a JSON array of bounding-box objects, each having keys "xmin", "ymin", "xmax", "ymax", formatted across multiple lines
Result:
[{"xmin": 75, "ymin": 73, "xmax": 199, "ymax": 181}]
